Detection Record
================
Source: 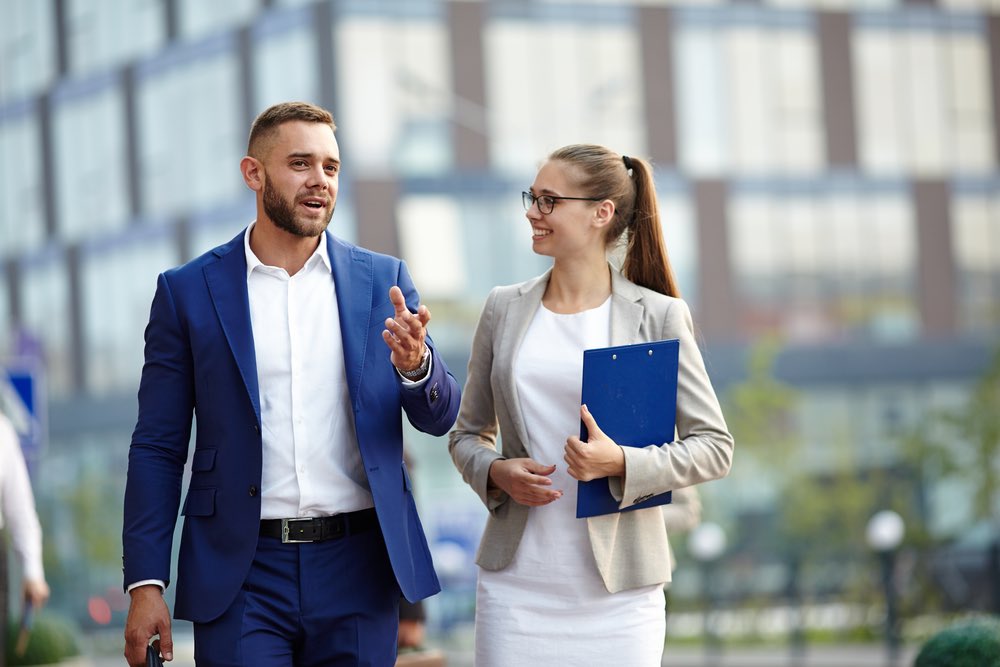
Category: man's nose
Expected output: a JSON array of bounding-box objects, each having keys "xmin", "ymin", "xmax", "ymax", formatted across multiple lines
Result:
[{"xmin": 305, "ymin": 165, "xmax": 329, "ymax": 189}]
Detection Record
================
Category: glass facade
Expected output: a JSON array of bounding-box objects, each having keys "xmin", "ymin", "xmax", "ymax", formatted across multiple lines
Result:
[{"xmin": 0, "ymin": 0, "xmax": 997, "ymax": 643}]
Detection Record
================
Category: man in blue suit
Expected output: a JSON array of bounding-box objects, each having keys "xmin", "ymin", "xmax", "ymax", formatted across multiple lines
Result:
[{"xmin": 122, "ymin": 101, "xmax": 461, "ymax": 666}]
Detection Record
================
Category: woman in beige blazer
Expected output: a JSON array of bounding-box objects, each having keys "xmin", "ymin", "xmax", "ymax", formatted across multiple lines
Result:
[{"xmin": 449, "ymin": 144, "xmax": 734, "ymax": 666}]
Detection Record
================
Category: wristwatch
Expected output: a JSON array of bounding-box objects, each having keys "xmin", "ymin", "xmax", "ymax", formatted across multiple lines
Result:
[{"xmin": 398, "ymin": 346, "xmax": 430, "ymax": 380}]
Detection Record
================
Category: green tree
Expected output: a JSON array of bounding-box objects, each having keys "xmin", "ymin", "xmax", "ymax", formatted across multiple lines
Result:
[{"xmin": 902, "ymin": 345, "xmax": 1000, "ymax": 526}]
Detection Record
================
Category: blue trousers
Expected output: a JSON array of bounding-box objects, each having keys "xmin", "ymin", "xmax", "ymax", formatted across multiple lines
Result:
[{"xmin": 192, "ymin": 526, "xmax": 400, "ymax": 666}]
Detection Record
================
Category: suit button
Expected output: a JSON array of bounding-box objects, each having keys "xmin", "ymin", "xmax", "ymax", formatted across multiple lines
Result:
[
  {"xmin": 249, "ymin": 485, "xmax": 257, "ymax": 497},
  {"xmin": 253, "ymin": 424, "xmax": 260, "ymax": 433},
  {"xmin": 430, "ymin": 383, "xmax": 440, "ymax": 403}
]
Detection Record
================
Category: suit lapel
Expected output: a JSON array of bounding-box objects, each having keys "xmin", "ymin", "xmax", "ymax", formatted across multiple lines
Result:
[
  {"xmin": 328, "ymin": 234, "xmax": 372, "ymax": 410},
  {"xmin": 203, "ymin": 230, "xmax": 260, "ymax": 421}
]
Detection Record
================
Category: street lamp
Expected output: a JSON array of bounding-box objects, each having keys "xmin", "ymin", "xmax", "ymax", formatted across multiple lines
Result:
[
  {"xmin": 689, "ymin": 522, "xmax": 727, "ymax": 661},
  {"xmin": 866, "ymin": 510, "xmax": 905, "ymax": 666}
]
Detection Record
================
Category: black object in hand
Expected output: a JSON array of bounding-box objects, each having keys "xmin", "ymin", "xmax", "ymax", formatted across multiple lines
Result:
[{"xmin": 146, "ymin": 645, "xmax": 164, "ymax": 667}]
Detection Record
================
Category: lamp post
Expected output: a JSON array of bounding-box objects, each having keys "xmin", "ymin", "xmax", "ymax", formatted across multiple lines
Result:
[
  {"xmin": 689, "ymin": 522, "xmax": 727, "ymax": 661},
  {"xmin": 866, "ymin": 510, "xmax": 905, "ymax": 666}
]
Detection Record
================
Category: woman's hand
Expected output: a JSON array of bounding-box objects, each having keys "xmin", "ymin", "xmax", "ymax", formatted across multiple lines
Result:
[
  {"xmin": 564, "ymin": 404, "xmax": 625, "ymax": 482},
  {"xmin": 488, "ymin": 458, "xmax": 562, "ymax": 506}
]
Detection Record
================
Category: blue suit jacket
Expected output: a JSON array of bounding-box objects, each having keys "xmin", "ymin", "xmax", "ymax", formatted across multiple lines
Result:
[{"xmin": 122, "ymin": 230, "xmax": 461, "ymax": 623}]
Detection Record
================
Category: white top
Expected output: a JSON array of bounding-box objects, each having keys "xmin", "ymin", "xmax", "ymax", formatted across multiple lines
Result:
[
  {"xmin": 0, "ymin": 413, "xmax": 44, "ymax": 581},
  {"xmin": 474, "ymin": 298, "xmax": 665, "ymax": 667}
]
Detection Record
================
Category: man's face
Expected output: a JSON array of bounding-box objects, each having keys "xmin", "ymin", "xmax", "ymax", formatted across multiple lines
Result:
[{"xmin": 259, "ymin": 120, "xmax": 340, "ymax": 238}]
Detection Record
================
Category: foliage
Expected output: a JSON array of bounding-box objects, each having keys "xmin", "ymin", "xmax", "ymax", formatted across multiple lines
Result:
[
  {"xmin": 901, "ymin": 346, "xmax": 1000, "ymax": 525},
  {"xmin": 722, "ymin": 337, "xmax": 798, "ymax": 460},
  {"xmin": 4, "ymin": 613, "xmax": 80, "ymax": 665},
  {"xmin": 914, "ymin": 616, "xmax": 1000, "ymax": 667}
]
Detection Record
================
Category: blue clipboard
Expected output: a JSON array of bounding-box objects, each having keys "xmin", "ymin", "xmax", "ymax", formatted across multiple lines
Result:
[{"xmin": 576, "ymin": 339, "xmax": 679, "ymax": 518}]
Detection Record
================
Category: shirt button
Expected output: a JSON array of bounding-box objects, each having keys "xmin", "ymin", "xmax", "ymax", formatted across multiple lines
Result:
[
  {"xmin": 248, "ymin": 485, "xmax": 257, "ymax": 497},
  {"xmin": 253, "ymin": 424, "xmax": 260, "ymax": 433}
]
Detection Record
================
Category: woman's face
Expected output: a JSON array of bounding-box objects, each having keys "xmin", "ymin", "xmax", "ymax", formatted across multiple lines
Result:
[{"xmin": 524, "ymin": 160, "xmax": 607, "ymax": 259}]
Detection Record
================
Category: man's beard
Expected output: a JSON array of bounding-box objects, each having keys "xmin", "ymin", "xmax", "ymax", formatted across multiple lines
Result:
[{"xmin": 262, "ymin": 180, "xmax": 334, "ymax": 238}]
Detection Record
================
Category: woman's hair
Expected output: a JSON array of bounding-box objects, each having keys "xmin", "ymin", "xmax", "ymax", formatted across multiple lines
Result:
[{"xmin": 548, "ymin": 144, "xmax": 680, "ymax": 297}]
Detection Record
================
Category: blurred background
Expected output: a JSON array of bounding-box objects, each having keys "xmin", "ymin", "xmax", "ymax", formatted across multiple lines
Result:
[{"xmin": 0, "ymin": 0, "xmax": 998, "ymax": 664}]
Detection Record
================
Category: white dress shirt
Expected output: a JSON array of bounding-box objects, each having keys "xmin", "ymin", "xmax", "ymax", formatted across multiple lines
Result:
[
  {"xmin": 245, "ymin": 223, "xmax": 374, "ymax": 518},
  {"xmin": 0, "ymin": 413, "xmax": 45, "ymax": 581}
]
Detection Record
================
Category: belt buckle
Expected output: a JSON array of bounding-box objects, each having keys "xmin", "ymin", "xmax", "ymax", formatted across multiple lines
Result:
[{"xmin": 281, "ymin": 518, "xmax": 313, "ymax": 544}]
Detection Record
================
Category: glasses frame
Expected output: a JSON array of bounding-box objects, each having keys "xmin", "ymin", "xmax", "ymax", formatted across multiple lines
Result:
[{"xmin": 522, "ymin": 191, "xmax": 607, "ymax": 215}]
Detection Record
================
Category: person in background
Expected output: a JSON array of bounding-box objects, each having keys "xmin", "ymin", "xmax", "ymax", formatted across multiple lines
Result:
[
  {"xmin": 449, "ymin": 144, "xmax": 734, "ymax": 666},
  {"xmin": 0, "ymin": 411, "xmax": 50, "ymax": 660},
  {"xmin": 122, "ymin": 101, "xmax": 461, "ymax": 667}
]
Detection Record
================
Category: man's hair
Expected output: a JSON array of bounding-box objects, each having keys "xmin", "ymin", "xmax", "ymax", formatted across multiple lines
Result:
[{"xmin": 247, "ymin": 101, "xmax": 336, "ymax": 159}]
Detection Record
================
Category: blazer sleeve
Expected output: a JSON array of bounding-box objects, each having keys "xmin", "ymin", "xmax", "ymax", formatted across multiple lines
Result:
[
  {"xmin": 616, "ymin": 298, "xmax": 734, "ymax": 510},
  {"xmin": 122, "ymin": 272, "xmax": 195, "ymax": 590},
  {"xmin": 448, "ymin": 288, "xmax": 507, "ymax": 511}
]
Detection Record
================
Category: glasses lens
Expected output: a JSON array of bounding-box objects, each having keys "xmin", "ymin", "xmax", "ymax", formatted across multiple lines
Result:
[
  {"xmin": 538, "ymin": 196, "xmax": 554, "ymax": 214},
  {"xmin": 522, "ymin": 191, "xmax": 533, "ymax": 211}
]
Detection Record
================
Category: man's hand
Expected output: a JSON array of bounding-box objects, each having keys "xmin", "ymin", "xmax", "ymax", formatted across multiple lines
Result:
[
  {"xmin": 22, "ymin": 578, "xmax": 50, "ymax": 609},
  {"xmin": 564, "ymin": 404, "xmax": 625, "ymax": 482},
  {"xmin": 124, "ymin": 585, "xmax": 172, "ymax": 666},
  {"xmin": 488, "ymin": 458, "xmax": 562, "ymax": 506},
  {"xmin": 382, "ymin": 286, "xmax": 430, "ymax": 373}
]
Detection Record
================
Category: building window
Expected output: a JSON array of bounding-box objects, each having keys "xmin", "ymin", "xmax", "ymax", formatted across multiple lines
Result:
[
  {"xmin": 65, "ymin": 0, "xmax": 166, "ymax": 77},
  {"xmin": 336, "ymin": 12, "xmax": 453, "ymax": 176},
  {"xmin": 485, "ymin": 11, "xmax": 645, "ymax": 175},
  {"xmin": 252, "ymin": 12, "xmax": 318, "ymax": 113},
  {"xmin": 19, "ymin": 252, "xmax": 72, "ymax": 397},
  {"xmin": 854, "ymin": 19, "xmax": 995, "ymax": 175},
  {"xmin": 136, "ymin": 39, "xmax": 245, "ymax": 218},
  {"xmin": 675, "ymin": 11, "xmax": 824, "ymax": 175},
  {"xmin": 397, "ymin": 195, "xmax": 466, "ymax": 300},
  {"xmin": 729, "ymin": 185, "xmax": 918, "ymax": 342},
  {"xmin": 0, "ymin": 109, "xmax": 46, "ymax": 255},
  {"xmin": 0, "ymin": 0, "xmax": 56, "ymax": 103},
  {"xmin": 53, "ymin": 79, "xmax": 130, "ymax": 241},
  {"xmin": 178, "ymin": 0, "xmax": 258, "ymax": 42},
  {"xmin": 80, "ymin": 230, "xmax": 177, "ymax": 394},
  {"xmin": 952, "ymin": 191, "xmax": 1000, "ymax": 335}
]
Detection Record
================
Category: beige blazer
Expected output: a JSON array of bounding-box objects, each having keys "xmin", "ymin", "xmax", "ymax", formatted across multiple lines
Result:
[{"xmin": 448, "ymin": 267, "xmax": 734, "ymax": 593}]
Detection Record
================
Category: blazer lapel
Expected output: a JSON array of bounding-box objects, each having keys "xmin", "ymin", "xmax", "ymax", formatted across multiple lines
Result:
[
  {"xmin": 203, "ymin": 230, "xmax": 260, "ymax": 421},
  {"xmin": 609, "ymin": 267, "xmax": 644, "ymax": 345},
  {"xmin": 328, "ymin": 234, "xmax": 372, "ymax": 410}
]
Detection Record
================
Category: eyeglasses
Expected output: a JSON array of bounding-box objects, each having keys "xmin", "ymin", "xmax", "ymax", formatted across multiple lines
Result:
[{"xmin": 522, "ymin": 191, "xmax": 606, "ymax": 215}]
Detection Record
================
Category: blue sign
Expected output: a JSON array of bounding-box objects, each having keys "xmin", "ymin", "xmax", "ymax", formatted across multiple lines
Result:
[{"xmin": 1, "ymin": 361, "xmax": 46, "ymax": 479}]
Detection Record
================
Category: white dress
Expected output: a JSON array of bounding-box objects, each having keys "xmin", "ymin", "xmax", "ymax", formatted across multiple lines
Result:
[{"xmin": 474, "ymin": 299, "xmax": 665, "ymax": 667}]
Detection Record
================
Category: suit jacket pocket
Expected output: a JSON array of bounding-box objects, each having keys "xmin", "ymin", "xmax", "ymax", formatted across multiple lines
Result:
[
  {"xmin": 191, "ymin": 448, "xmax": 217, "ymax": 472},
  {"xmin": 182, "ymin": 487, "xmax": 216, "ymax": 516}
]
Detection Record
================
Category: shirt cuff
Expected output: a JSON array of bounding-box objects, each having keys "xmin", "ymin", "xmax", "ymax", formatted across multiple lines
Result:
[
  {"xmin": 397, "ymin": 349, "xmax": 433, "ymax": 388},
  {"xmin": 127, "ymin": 580, "xmax": 166, "ymax": 593}
]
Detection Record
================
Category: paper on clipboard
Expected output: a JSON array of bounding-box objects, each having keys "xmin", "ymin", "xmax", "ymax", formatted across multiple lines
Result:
[{"xmin": 576, "ymin": 338, "xmax": 679, "ymax": 518}]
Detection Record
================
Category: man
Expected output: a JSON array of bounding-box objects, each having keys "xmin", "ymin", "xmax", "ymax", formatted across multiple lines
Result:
[
  {"xmin": 122, "ymin": 101, "xmax": 461, "ymax": 666},
  {"xmin": 0, "ymin": 411, "xmax": 50, "ymax": 659}
]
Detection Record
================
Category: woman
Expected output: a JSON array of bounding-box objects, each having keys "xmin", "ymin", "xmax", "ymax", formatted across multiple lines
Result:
[{"xmin": 449, "ymin": 144, "xmax": 734, "ymax": 665}]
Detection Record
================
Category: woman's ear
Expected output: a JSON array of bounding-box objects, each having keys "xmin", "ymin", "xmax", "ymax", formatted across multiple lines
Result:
[
  {"xmin": 593, "ymin": 199, "xmax": 616, "ymax": 229},
  {"xmin": 240, "ymin": 156, "xmax": 264, "ymax": 192}
]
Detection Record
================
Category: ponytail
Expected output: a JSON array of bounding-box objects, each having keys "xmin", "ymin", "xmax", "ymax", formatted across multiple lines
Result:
[{"xmin": 620, "ymin": 157, "xmax": 680, "ymax": 298}]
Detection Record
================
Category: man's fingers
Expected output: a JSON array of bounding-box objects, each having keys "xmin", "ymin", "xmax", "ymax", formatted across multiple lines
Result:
[{"xmin": 389, "ymin": 285, "xmax": 407, "ymax": 313}]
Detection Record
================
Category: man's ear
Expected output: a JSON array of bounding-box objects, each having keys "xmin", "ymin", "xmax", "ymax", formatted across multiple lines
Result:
[{"xmin": 240, "ymin": 156, "xmax": 264, "ymax": 192}]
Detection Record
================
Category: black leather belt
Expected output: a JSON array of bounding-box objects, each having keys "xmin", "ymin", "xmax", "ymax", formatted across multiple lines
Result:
[{"xmin": 260, "ymin": 508, "xmax": 378, "ymax": 543}]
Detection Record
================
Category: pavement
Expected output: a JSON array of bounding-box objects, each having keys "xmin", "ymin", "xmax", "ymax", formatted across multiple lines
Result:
[{"xmin": 81, "ymin": 635, "xmax": 920, "ymax": 667}]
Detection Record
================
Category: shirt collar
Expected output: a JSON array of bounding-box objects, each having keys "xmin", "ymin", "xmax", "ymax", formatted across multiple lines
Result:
[{"xmin": 244, "ymin": 220, "xmax": 333, "ymax": 279}]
